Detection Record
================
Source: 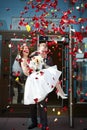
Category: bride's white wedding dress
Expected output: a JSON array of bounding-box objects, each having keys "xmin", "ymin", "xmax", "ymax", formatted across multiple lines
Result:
[{"xmin": 24, "ymin": 65, "xmax": 61, "ymax": 105}]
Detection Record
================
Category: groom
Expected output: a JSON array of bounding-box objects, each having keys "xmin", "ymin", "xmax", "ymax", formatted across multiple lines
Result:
[{"xmin": 28, "ymin": 41, "xmax": 53, "ymax": 130}]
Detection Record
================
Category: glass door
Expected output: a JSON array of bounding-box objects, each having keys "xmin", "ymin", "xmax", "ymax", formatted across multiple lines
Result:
[
  {"xmin": 75, "ymin": 60, "xmax": 87, "ymax": 103},
  {"xmin": 0, "ymin": 35, "xmax": 2, "ymax": 76},
  {"xmin": 38, "ymin": 35, "xmax": 69, "ymax": 106}
]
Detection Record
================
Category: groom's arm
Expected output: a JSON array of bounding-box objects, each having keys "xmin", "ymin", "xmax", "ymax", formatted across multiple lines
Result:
[{"xmin": 29, "ymin": 51, "xmax": 40, "ymax": 58}]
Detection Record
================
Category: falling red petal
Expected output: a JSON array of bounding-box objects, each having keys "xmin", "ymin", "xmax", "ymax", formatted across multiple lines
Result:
[
  {"xmin": 7, "ymin": 98, "xmax": 12, "ymax": 103},
  {"xmin": 84, "ymin": 3, "xmax": 87, "ymax": 8},
  {"xmin": 44, "ymin": 107, "xmax": 47, "ymax": 112},
  {"xmin": 38, "ymin": 123, "xmax": 42, "ymax": 128},
  {"xmin": 9, "ymin": 108, "xmax": 14, "ymax": 113},
  {"xmin": 85, "ymin": 93, "xmax": 87, "ymax": 96},
  {"xmin": 34, "ymin": 98, "xmax": 38, "ymax": 103},
  {"xmin": 24, "ymin": 6, "xmax": 29, "ymax": 11},
  {"xmin": 36, "ymin": 0, "xmax": 42, "ymax": 2},
  {"xmin": 46, "ymin": 126, "xmax": 50, "ymax": 130},
  {"xmin": 45, "ymin": 0, "xmax": 51, "ymax": 2},
  {"xmin": 40, "ymin": 71, "xmax": 44, "ymax": 75},
  {"xmin": 80, "ymin": 99, "xmax": 85, "ymax": 102},
  {"xmin": 28, "ymin": 68, "xmax": 33, "ymax": 74},
  {"xmin": 71, "ymin": 0, "xmax": 78, "ymax": 4},
  {"xmin": 35, "ymin": 77, "xmax": 38, "ymax": 79},
  {"xmin": 51, "ymin": 85, "xmax": 54, "ymax": 88},
  {"xmin": 50, "ymin": 0, "xmax": 58, "ymax": 8}
]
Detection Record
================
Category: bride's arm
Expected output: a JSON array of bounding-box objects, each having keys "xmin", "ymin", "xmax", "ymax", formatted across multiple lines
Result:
[
  {"xmin": 43, "ymin": 62, "xmax": 50, "ymax": 69},
  {"xmin": 21, "ymin": 61, "xmax": 32, "ymax": 76}
]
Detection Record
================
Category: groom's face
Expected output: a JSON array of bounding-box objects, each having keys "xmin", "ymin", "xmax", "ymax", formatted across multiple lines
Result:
[{"xmin": 39, "ymin": 43, "xmax": 48, "ymax": 54}]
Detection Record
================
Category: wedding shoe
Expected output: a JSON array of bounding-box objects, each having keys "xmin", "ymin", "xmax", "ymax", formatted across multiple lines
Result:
[
  {"xmin": 57, "ymin": 92, "xmax": 68, "ymax": 99},
  {"xmin": 56, "ymin": 83, "xmax": 68, "ymax": 98}
]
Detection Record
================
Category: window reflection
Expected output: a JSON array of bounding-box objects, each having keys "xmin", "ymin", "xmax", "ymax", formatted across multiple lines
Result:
[
  {"xmin": 76, "ymin": 38, "xmax": 87, "ymax": 104},
  {"xmin": 0, "ymin": 35, "xmax": 2, "ymax": 76},
  {"xmin": 76, "ymin": 61, "xmax": 87, "ymax": 103}
]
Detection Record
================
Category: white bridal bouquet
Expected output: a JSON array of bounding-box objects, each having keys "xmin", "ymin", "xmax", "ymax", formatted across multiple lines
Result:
[{"xmin": 29, "ymin": 55, "xmax": 45, "ymax": 71}]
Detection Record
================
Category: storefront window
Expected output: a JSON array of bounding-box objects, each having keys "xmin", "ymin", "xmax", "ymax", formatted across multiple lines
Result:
[
  {"xmin": 0, "ymin": 35, "xmax": 2, "ymax": 76},
  {"xmin": 76, "ymin": 38, "xmax": 87, "ymax": 103}
]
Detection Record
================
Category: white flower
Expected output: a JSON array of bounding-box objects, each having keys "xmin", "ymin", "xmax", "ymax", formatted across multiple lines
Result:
[{"xmin": 29, "ymin": 55, "xmax": 44, "ymax": 71}]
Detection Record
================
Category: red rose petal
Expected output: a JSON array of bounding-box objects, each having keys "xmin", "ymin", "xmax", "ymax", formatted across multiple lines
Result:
[
  {"xmin": 34, "ymin": 22, "xmax": 40, "ymax": 28},
  {"xmin": 44, "ymin": 107, "xmax": 47, "ymax": 112},
  {"xmin": 38, "ymin": 123, "xmax": 42, "ymax": 128},
  {"xmin": 9, "ymin": 108, "xmax": 14, "ymax": 113},
  {"xmin": 34, "ymin": 98, "xmax": 38, "ymax": 103},
  {"xmin": 35, "ymin": 77, "xmax": 38, "ymax": 79},
  {"xmin": 36, "ymin": 0, "xmax": 42, "ymax": 2},
  {"xmin": 45, "ymin": 0, "xmax": 51, "ymax": 2},
  {"xmin": 84, "ymin": 3, "xmax": 87, "ymax": 8},
  {"xmin": 40, "ymin": 71, "xmax": 44, "ymax": 75},
  {"xmin": 46, "ymin": 126, "xmax": 49, "ymax": 130}
]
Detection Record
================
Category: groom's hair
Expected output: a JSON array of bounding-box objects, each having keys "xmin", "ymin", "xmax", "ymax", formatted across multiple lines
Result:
[
  {"xmin": 39, "ymin": 40, "xmax": 46, "ymax": 44},
  {"xmin": 39, "ymin": 41, "xmax": 48, "ymax": 47}
]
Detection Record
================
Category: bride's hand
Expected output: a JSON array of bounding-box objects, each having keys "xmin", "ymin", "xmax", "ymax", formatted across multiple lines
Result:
[{"xmin": 43, "ymin": 62, "xmax": 50, "ymax": 69}]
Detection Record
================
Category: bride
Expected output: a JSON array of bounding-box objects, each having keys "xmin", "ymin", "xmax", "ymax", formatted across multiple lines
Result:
[{"xmin": 19, "ymin": 43, "xmax": 67, "ymax": 105}]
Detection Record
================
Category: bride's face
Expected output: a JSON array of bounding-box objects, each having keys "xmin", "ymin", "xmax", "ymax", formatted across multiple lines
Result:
[{"xmin": 23, "ymin": 46, "xmax": 29, "ymax": 57}]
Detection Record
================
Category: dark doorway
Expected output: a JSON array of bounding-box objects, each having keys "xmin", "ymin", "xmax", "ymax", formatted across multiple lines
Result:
[{"xmin": 47, "ymin": 41, "xmax": 67, "ymax": 106}]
